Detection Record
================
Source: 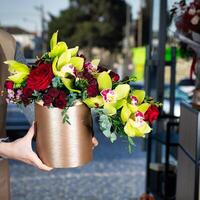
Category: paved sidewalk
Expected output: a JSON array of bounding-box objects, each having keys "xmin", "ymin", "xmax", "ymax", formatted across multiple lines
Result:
[{"xmin": 10, "ymin": 123, "xmax": 146, "ymax": 200}]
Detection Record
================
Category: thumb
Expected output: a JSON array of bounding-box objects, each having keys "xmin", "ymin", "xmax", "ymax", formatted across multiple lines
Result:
[{"xmin": 26, "ymin": 121, "xmax": 36, "ymax": 139}]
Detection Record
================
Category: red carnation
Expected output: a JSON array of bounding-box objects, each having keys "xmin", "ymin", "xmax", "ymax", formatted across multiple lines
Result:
[
  {"xmin": 5, "ymin": 80, "xmax": 14, "ymax": 90},
  {"xmin": 54, "ymin": 96, "xmax": 67, "ymax": 109},
  {"xmin": 144, "ymin": 105, "xmax": 159, "ymax": 125},
  {"xmin": 87, "ymin": 83, "xmax": 99, "ymax": 97},
  {"xmin": 26, "ymin": 63, "xmax": 53, "ymax": 91},
  {"xmin": 43, "ymin": 94, "xmax": 53, "ymax": 106},
  {"xmin": 23, "ymin": 87, "xmax": 33, "ymax": 98},
  {"xmin": 47, "ymin": 88, "xmax": 60, "ymax": 98}
]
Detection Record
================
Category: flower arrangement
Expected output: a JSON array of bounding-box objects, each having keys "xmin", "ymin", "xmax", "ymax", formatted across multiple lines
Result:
[
  {"xmin": 3, "ymin": 31, "xmax": 160, "ymax": 152},
  {"xmin": 171, "ymin": 0, "xmax": 200, "ymax": 39}
]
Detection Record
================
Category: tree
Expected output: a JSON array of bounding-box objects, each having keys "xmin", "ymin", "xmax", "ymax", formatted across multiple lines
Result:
[{"xmin": 48, "ymin": 0, "xmax": 127, "ymax": 52}]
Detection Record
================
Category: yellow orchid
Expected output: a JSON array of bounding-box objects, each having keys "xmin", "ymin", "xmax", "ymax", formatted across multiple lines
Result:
[
  {"xmin": 4, "ymin": 60, "xmax": 30, "ymax": 84},
  {"xmin": 84, "ymin": 71, "xmax": 130, "ymax": 115},
  {"xmin": 120, "ymin": 90, "xmax": 151, "ymax": 137}
]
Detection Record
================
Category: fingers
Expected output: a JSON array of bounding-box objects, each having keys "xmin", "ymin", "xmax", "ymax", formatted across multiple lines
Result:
[
  {"xmin": 92, "ymin": 137, "xmax": 98, "ymax": 149},
  {"xmin": 30, "ymin": 153, "xmax": 53, "ymax": 171}
]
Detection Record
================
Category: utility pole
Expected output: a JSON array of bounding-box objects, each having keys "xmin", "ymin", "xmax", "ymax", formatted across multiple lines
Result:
[{"xmin": 35, "ymin": 5, "xmax": 47, "ymax": 53}]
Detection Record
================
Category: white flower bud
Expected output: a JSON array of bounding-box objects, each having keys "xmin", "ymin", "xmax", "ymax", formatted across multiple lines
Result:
[{"xmin": 188, "ymin": 8, "xmax": 196, "ymax": 15}]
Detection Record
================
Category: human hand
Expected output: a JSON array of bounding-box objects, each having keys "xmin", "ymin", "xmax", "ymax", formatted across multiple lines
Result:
[
  {"xmin": 92, "ymin": 137, "xmax": 98, "ymax": 149},
  {"xmin": 4, "ymin": 122, "xmax": 52, "ymax": 171}
]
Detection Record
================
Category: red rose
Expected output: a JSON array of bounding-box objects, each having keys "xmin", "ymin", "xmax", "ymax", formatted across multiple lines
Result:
[
  {"xmin": 144, "ymin": 105, "xmax": 159, "ymax": 125},
  {"xmin": 53, "ymin": 96, "xmax": 67, "ymax": 109},
  {"xmin": 26, "ymin": 63, "xmax": 53, "ymax": 91},
  {"xmin": 47, "ymin": 88, "xmax": 60, "ymax": 98},
  {"xmin": 43, "ymin": 94, "xmax": 53, "ymax": 106},
  {"xmin": 5, "ymin": 81, "xmax": 14, "ymax": 90},
  {"xmin": 23, "ymin": 87, "xmax": 33, "ymax": 98}
]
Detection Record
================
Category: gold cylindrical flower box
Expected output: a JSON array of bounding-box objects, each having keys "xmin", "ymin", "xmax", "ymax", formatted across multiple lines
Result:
[{"xmin": 35, "ymin": 101, "xmax": 93, "ymax": 168}]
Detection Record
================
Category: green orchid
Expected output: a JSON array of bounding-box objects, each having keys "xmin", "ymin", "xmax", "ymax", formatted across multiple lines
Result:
[
  {"xmin": 4, "ymin": 60, "xmax": 30, "ymax": 84},
  {"xmin": 84, "ymin": 71, "xmax": 130, "ymax": 115},
  {"xmin": 49, "ymin": 31, "xmax": 79, "ymax": 59}
]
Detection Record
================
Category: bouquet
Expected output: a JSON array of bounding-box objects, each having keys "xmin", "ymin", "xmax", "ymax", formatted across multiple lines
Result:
[
  {"xmin": 171, "ymin": 1, "xmax": 200, "ymax": 106},
  {"xmin": 3, "ymin": 31, "xmax": 160, "ymax": 167}
]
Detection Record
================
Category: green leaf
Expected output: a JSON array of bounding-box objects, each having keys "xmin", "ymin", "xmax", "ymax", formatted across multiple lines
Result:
[{"xmin": 110, "ymin": 133, "xmax": 117, "ymax": 143}]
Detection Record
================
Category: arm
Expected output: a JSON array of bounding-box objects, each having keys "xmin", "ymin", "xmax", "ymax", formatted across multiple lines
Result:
[{"xmin": 0, "ymin": 123, "xmax": 98, "ymax": 171}]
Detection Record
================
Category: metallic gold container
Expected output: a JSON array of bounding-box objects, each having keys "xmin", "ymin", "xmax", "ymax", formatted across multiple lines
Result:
[{"xmin": 35, "ymin": 101, "xmax": 93, "ymax": 168}]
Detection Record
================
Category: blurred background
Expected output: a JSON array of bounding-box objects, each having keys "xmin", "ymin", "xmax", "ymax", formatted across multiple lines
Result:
[{"xmin": 1, "ymin": 0, "xmax": 196, "ymax": 199}]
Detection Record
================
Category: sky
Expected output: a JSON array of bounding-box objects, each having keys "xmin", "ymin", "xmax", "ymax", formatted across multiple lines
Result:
[{"xmin": 0, "ymin": 0, "xmax": 176, "ymax": 34}]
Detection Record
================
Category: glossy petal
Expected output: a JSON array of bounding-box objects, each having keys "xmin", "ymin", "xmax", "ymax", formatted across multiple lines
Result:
[
  {"xmin": 114, "ymin": 84, "xmax": 130, "ymax": 100},
  {"xmin": 124, "ymin": 119, "xmax": 151, "ymax": 137},
  {"xmin": 138, "ymin": 103, "xmax": 150, "ymax": 113},
  {"xmin": 8, "ymin": 73, "xmax": 29, "ymax": 84},
  {"xmin": 121, "ymin": 103, "xmax": 132, "ymax": 123},
  {"xmin": 104, "ymin": 103, "xmax": 117, "ymax": 116},
  {"xmin": 133, "ymin": 121, "xmax": 152, "ymax": 137},
  {"xmin": 49, "ymin": 42, "xmax": 68, "ymax": 58},
  {"xmin": 68, "ymin": 46, "xmax": 79, "ymax": 57},
  {"xmin": 50, "ymin": 31, "xmax": 58, "ymax": 50},
  {"xmin": 61, "ymin": 78, "xmax": 80, "ymax": 93},
  {"xmin": 127, "ymin": 103, "xmax": 138, "ymax": 113},
  {"xmin": 113, "ymin": 99, "xmax": 126, "ymax": 109},
  {"xmin": 69, "ymin": 57, "xmax": 84, "ymax": 72},
  {"xmin": 83, "ymin": 96, "xmax": 103, "ymax": 108},
  {"xmin": 97, "ymin": 72, "xmax": 112, "ymax": 91},
  {"xmin": 91, "ymin": 59, "xmax": 100, "ymax": 68},
  {"xmin": 52, "ymin": 57, "xmax": 59, "ymax": 76},
  {"xmin": 5, "ymin": 60, "xmax": 30, "ymax": 74},
  {"xmin": 131, "ymin": 90, "xmax": 145, "ymax": 104},
  {"xmin": 57, "ymin": 51, "xmax": 71, "ymax": 70},
  {"xmin": 124, "ymin": 119, "xmax": 137, "ymax": 137}
]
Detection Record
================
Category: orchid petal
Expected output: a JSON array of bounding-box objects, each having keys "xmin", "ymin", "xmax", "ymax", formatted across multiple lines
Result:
[
  {"xmin": 83, "ymin": 96, "xmax": 103, "ymax": 108},
  {"xmin": 113, "ymin": 99, "xmax": 126, "ymax": 109},
  {"xmin": 68, "ymin": 46, "xmax": 79, "ymax": 57},
  {"xmin": 114, "ymin": 84, "xmax": 130, "ymax": 100},
  {"xmin": 49, "ymin": 42, "xmax": 68, "ymax": 58},
  {"xmin": 127, "ymin": 103, "xmax": 138, "ymax": 113},
  {"xmin": 124, "ymin": 119, "xmax": 137, "ymax": 137},
  {"xmin": 104, "ymin": 103, "xmax": 117, "ymax": 116},
  {"xmin": 121, "ymin": 103, "xmax": 131, "ymax": 123},
  {"xmin": 4, "ymin": 60, "xmax": 30, "ymax": 74},
  {"xmin": 131, "ymin": 90, "xmax": 145, "ymax": 104},
  {"xmin": 61, "ymin": 78, "xmax": 80, "ymax": 93},
  {"xmin": 133, "ymin": 121, "xmax": 152, "ymax": 137},
  {"xmin": 8, "ymin": 73, "xmax": 28, "ymax": 84},
  {"xmin": 138, "ymin": 103, "xmax": 150, "ymax": 113},
  {"xmin": 50, "ymin": 31, "xmax": 58, "ymax": 50},
  {"xmin": 97, "ymin": 72, "xmax": 112, "ymax": 91},
  {"xmin": 52, "ymin": 57, "xmax": 59, "ymax": 76},
  {"xmin": 57, "ymin": 51, "xmax": 71, "ymax": 70},
  {"xmin": 69, "ymin": 57, "xmax": 84, "ymax": 72},
  {"xmin": 91, "ymin": 59, "xmax": 100, "ymax": 68}
]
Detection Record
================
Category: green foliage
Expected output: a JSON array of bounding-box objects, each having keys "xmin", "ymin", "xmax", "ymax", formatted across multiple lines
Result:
[
  {"xmin": 32, "ymin": 90, "xmax": 43, "ymax": 101},
  {"xmin": 52, "ymin": 77, "xmax": 64, "ymax": 88},
  {"xmin": 48, "ymin": 0, "xmax": 127, "ymax": 51}
]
